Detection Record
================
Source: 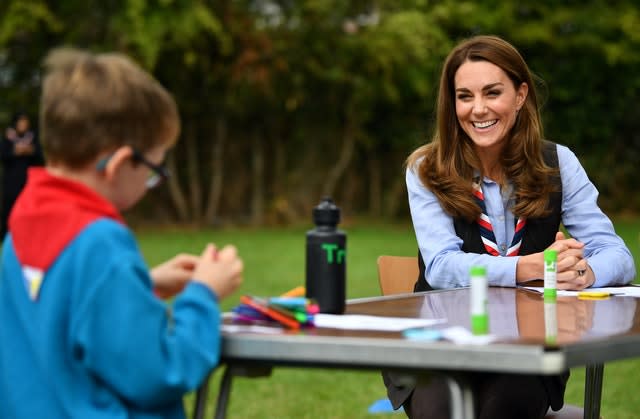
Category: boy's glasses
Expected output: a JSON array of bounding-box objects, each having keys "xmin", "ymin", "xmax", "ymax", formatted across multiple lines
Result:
[
  {"xmin": 96, "ymin": 148, "xmax": 170, "ymax": 189},
  {"xmin": 131, "ymin": 149, "xmax": 170, "ymax": 189}
]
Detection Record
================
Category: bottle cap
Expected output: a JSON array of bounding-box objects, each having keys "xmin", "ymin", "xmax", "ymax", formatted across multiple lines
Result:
[
  {"xmin": 469, "ymin": 265, "xmax": 486, "ymax": 276},
  {"xmin": 544, "ymin": 249, "xmax": 558, "ymax": 262},
  {"xmin": 313, "ymin": 197, "xmax": 341, "ymax": 226},
  {"xmin": 471, "ymin": 315, "xmax": 489, "ymax": 335}
]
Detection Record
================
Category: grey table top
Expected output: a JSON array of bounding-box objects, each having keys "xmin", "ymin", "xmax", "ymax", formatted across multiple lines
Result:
[{"xmin": 221, "ymin": 287, "xmax": 640, "ymax": 374}]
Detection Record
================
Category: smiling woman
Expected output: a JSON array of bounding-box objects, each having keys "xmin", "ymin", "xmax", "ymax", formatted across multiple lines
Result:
[
  {"xmin": 454, "ymin": 60, "xmax": 528, "ymax": 172},
  {"xmin": 388, "ymin": 34, "xmax": 636, "ymax": 419}
]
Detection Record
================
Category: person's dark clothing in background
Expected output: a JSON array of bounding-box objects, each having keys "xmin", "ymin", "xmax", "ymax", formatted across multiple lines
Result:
[{"xmin": 1, "ymin": 112, "xmax": 44, "ymax": 239}]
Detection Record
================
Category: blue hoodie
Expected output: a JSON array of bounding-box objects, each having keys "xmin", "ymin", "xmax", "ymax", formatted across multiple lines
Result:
[{"xmin": 0, "ymin": 169, "xmax": 221, "ymax": 419}]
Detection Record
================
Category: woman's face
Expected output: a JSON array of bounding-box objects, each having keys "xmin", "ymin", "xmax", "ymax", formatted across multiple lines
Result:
[{"xmin": 454, "ymin": 60, "xmax": 528, "ymax": 153}]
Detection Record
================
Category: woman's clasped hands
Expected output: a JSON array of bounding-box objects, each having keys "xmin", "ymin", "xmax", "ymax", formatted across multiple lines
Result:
[{"xmin": 547, "ymin": 231, "xmax": 593, "ymax": 290}]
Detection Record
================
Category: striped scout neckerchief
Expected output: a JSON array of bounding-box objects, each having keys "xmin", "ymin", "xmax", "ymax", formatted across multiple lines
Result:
[{"xmin": 472, "ymin": 179, "xmax": 526, "ymax": 256}]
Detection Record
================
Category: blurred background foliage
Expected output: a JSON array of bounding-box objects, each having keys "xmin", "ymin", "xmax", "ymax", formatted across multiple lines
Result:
[{"xmin": 1, "ymin": 0, "xmax": 638, "ymax": 226}]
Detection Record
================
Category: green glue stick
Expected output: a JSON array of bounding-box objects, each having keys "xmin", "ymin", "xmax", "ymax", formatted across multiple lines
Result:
[
  {"xmin": 470, "ymin": 265, "xmax": 488, "ymax": 335},
  {"xmin": 543, "ymin": 249, "xmax": 558, "ymax": 298}
]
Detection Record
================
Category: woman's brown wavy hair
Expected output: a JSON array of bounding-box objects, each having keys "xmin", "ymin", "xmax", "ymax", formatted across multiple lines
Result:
[{"xmin": 407, "ymin": 35, "xmax": 558, "ymax": 222}]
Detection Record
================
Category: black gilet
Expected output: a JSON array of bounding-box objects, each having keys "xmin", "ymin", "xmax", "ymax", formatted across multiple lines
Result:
[{"xmin": 415, "ymin": 141, "xmax": 562, "ymax": 292}]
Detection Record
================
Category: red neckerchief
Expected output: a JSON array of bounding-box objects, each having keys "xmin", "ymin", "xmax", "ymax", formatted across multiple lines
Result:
[{"xmin": 9, "ymin": 167, "xmax": 125, "ymax": 272}]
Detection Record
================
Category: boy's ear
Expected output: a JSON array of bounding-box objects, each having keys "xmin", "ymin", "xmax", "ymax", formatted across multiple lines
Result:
[{"xmin": 103, "ymin": 145, "xmax": 134, "ymax": 182}]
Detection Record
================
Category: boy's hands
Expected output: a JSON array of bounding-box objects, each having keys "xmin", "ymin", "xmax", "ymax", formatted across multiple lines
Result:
[
  {"xmin": 150, "ymin": 244, "xmax": 243, "ymax": 300},
  {"xmin": 151, "ymin": 253, "xmax": 199, "ymax": 299},
  {"xmin": 192, "ymin": 244, "xmax": 243, "ymax": 300}
]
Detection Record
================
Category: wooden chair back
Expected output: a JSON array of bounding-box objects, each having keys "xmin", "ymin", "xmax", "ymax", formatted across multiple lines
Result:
[{"xmin": 376, "ymin": 255, "xmax": 419, "ymax": 296}]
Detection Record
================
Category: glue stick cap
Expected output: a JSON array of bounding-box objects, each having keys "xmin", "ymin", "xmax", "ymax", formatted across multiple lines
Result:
[
  {"xmin": 544, "ymin": 249, "xmax": 558, "ymax": 262},
  {"xmin": 470, "ymin": 265, "xmax": 486, "ymax": 276}
]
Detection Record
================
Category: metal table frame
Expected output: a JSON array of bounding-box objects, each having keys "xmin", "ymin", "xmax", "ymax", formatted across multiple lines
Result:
[{"xmin": 193, "ymin": 343, "xmax": 604, "ymax": 419}]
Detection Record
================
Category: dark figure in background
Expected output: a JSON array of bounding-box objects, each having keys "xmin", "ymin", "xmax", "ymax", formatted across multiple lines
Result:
[{"xmin": 1, "ymin": 112, "xmax": 44, "ymax": 239}]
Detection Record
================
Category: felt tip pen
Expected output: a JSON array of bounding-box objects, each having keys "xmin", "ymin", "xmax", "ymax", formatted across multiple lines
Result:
[
  {"xmin": 268, "ymin": 297, "xmax": 309, "ymax": 307},
  {"xmin": 280, "ymin": 286, "xmax": 306, "ymax": 297},
  {"xmin": 240, "ymin": 296, "xmax": 300, "ymax": 329},
  {"xmin": 233, "ymin": 305, "xmax": 269, "ymax": 320},
  {"xmin": 267, "ymin": 302, "xmax": 308, "ymax": 323}
]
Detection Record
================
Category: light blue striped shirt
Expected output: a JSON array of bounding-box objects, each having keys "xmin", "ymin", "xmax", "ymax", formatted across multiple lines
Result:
[{"xmin": 407, "ymin": 143, "xmax": 636, "ymax": 288}]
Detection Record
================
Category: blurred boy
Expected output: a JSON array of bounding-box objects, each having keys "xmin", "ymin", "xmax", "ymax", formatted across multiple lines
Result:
[{"xmin": 0, "ymin": 48, "xmax": 243, "ymax": 418}]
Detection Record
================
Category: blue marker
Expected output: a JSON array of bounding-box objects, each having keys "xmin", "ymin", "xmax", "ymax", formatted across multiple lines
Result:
[{"xmin": 268, "ymin": 297, "xmax": 309, "ymax": 308}]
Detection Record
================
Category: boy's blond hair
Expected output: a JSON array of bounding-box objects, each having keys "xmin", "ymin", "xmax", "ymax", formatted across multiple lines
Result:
[{"xmin": 40, "ymin": 48, "xmax": 180, "ymax": 168}]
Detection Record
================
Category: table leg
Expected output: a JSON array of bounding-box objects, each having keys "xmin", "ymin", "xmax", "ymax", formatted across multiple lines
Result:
[
  {"xmin": 214, "ymin": 367, "xmax": 234, "ymax": 419},
  {"xmin": 192, "ymin": 371, "xmax": 211, "ymax": 419},
  {"xmin": 446, "ymin": 375, "xmax": 474, "ymax": 419},
  {"xmin": 211, "ymin": 365, "xmax": 273, "ymax": 419},
  {"xmin": 584, "ymin": 363, "xmax": 604, "ymax": 419}
]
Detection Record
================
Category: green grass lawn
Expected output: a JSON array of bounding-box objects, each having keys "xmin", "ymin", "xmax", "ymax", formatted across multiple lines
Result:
[{"xmin": 135, "ymin": 219, "xmax": 640, "ymax": 419}]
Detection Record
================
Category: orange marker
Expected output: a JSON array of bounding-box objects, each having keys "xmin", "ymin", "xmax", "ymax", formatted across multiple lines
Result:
[
  {"xmin": 281, "ymin": 286, "xmax": 306, "ymax": 298},
  {"xmin": 240, "ymin": 295, "xmax": 300, "ymax": 329}
]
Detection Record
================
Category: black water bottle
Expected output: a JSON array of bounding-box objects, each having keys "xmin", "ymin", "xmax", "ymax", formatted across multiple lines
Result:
[{"xmin": 305, "ymin": 197, "xmax": 346, "ymax": 314}]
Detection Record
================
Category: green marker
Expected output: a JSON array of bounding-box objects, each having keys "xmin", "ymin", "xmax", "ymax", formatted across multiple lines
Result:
[
  {"xmin": 470, "ymin": 265, "xmax": 488, "ymax": 335},
  {"xmin": 543, "ymin": 249, "xmax": 558, "ymax": 298}
]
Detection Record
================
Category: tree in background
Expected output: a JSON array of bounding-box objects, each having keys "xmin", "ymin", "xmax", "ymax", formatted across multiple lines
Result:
[{"xmin": 1, "ymin": 0, "xmax": 638, "ymax": 225}]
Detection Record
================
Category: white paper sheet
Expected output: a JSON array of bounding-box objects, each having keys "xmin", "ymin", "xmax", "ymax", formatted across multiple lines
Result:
[{"xmin": 313, "ymin": 314, "xmax": 446, "ymax": 331}]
